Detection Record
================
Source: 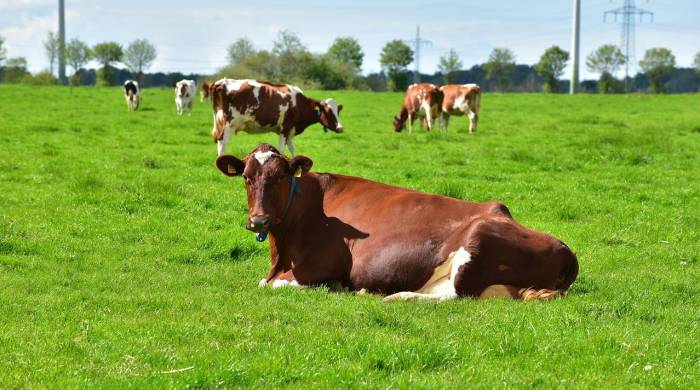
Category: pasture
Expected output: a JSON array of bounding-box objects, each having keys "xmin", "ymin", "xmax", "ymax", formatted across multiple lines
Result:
[{"xmin": 1, "ymin": 85, "xmax": 699, "ymax": 388}]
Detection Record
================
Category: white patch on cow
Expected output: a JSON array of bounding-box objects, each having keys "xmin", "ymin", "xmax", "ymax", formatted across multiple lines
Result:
[
  {"xmin": 286, "ymin": 128, "xmax": 296, "ymax": 156},
  {"xmin": 453, "ymin": 94, "xmax": 469, "ymax": 113},
  {"xmin": 463, "ymin": 83, "xmax": 477, "ymax": 87},
  {"xmin": 324, "ymin": 98, "xmax": 342, "ymax": 130},
  {"xmin": 287, "ymin": 84, "xmax": 303, "ymax": 106},
  {"xmin": 383, "ymin": 247, "xmax": 472, "ymax": 302},
  {"xmin": 271, "ymin": 279, "xmax": 302, "ymax": 288},
  {"xmin": 258, "ymin": 278, "xmax": 268, "ymax": 287},
  {"xmin": 254, "ymin": 150, "xmax": 277, "ymax": 165},
  {"xmin": 175, "ymin": 79, "xmax": 196, "ymax": 115},
  {"xmin": 420, "ymin": 99, "xmax": 433, "ymax": 130}
]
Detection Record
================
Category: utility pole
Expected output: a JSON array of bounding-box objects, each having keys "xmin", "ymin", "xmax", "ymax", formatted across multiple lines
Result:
[
  {"xmin": 569, "ymin": 0, "xmax": 581, "ymax": 94},
  {"xmin": 404, "ymin": 25, "xmax": 432, "ymax": 83},
  {"xmin": 604, "ymin": 0, "xmax": 653, "ymax": 91},
  {"xmin": 58, "ymin": 0, "xmax": 67, "ymax": 84}
]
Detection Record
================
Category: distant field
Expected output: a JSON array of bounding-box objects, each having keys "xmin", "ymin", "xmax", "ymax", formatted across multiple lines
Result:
[{"xmin": 1, "ymin": 85, "xmax": 699, "ymax": 388}]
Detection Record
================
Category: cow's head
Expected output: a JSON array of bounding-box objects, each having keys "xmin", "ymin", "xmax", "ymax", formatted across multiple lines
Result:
[
  {"xmin": 316, "ymin": 98, "xmax": 344, "ymax": 133},
  {"xmin": 216, "ymin": 144, "xmax": 313, "ymax": 233},
  {"xmin": 201, "ymin": 81, "xmax": 211, "ymax": 101},
  {"xmin": 393, "ymin": 107, "xmax": 408, "ymax": 132}
]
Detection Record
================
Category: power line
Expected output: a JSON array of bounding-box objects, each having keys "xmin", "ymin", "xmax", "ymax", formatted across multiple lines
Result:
[{"xmin": 604, "ymin": 0, "xmax": 654, "ymax": 90}]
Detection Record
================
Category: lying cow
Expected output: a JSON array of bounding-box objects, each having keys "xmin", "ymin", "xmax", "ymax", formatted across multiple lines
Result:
[
  {"xmin": 393, "ymin": 83, "xmax": 443, "ymax": 133},
  {"xmin": 175, "ymin": 79, "xmax": 196, "ymax": 115},
  {"xmin": 216, "ymin": 144, "xmax": 579, "ymax": 301},
  {"xmin": 123, "ymin": 80, "xmax": 140, "ymax": 111},
  {"xmin": 440, "ymin": 83, "xmax": 481, "ymax": 133},
  {"xmin": 207, "ymin": 78, "xmax": 343, "ymax": 156}
]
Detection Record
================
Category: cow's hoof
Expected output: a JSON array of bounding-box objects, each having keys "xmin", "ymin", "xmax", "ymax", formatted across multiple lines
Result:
[
  {"xmin": 258, "ymin": 278, "xmax": 267, "ymax": 287},
  {"xmin": 272, "ymin": 279, "xmax": 290, "ymax": 288}
]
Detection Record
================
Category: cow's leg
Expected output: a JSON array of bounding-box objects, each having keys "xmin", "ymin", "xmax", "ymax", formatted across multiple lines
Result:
[
  {"xmin": 407, "ymin": 113, "xmax": 413, "ymax": 133},
  {"xmin": 217, "ymin": 130, "xmax": 231, "ymax": 156},
  {"xmin": 442, "ymin": 114, "xmax": 450, "ymax": 131},
  {"xmin": 269, "ymin": 270, "xmax": 303, "ymax": 289},
  {"xmin": 448, "ymin": 218, "xmax": 578, "ymax": 300},
  {"xmin": 278, "ymin": 133, "xmax": 287, "ymax": 154},
  {"xmin": 468, "ymin": 110, "xmax": 478, "ymax": 133},
  {"xmin": 287, "ymin": 138, "xmax": 296, "ymax": 156}
]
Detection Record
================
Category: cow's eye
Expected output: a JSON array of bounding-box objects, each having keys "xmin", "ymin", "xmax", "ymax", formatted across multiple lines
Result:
[{"xmin": 242, "ymin": 175, "xmax": 249, "ymax": 182}]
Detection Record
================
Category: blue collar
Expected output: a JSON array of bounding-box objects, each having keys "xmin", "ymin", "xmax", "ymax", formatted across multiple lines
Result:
[{"xmin": 256, "ymin": 176, "xmax": 299, "ymax": 242}]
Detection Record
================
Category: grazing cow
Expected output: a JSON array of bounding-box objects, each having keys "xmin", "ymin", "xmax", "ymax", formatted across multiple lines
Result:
[
  {"xmin": 200, "ymin": 81, "xmax": 211, "ymax": 102},
  {"xmin": 175, "ymin": 79, "xmax": 196, "ymax": 115},
  {"xmin": 123, "ymin": 80, "xmax": 140, "ymax": 111},
  {"xmin": 393, "ymin": 83, "xmax": 443, "ymax": 133},
  {"xmin": 440, "ymin": 84, "xmax": 481, "ymax": 133},
  {"xmin": 207, "ymin": 78, "xmax": 343, "ymax": 156},
  {"xmin": 215, "ymin": 144, "xmax": 579, "ymax": 301}
]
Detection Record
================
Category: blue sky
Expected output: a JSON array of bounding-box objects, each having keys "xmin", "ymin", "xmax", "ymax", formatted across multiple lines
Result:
[{"xmin": 1, "ymin": 0, "xmax": 698, "ymax": 79}]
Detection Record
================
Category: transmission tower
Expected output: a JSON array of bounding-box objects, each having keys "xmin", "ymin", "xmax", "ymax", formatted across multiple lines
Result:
[
  {"xmin": 604, "ymin": 0, "xmax": 653, "ymax": 90},
  {"xmin": 404, "ymin": 25, "xmax": 432, "ymax": 83}
]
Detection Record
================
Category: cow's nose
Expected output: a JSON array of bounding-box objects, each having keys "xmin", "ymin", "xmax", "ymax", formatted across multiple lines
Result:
[
  {"xmin": 248, "ymin": 215, "xmax": 271, "ymax": 230},
  {"xmin": 336, "ymin": 125, "xmax": 344, "ymax": 133}
]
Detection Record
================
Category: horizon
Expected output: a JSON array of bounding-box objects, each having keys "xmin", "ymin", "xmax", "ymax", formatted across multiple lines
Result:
[{"xmin": 1, "ymin": 0, "xmax": 698, "ymax": 80}]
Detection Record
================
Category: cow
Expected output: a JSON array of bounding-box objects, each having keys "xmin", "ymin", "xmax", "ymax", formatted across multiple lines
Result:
[
  {"xmin": 123, "ymin": 80, "xmax": 140, "ymax": 111},
  {"xmin": 215, "ymin": 144, "xmax": 580, "ymax": 302},
  {"xmin": 207, "ymin": 78, "xmax": 343, "ymax": 157},
  {"xmin": 440, "ymin": 83, "xmax": 481, "ymax": 133},
  {"xmin": 393, "ymin": 83, "xmax": 443, "ymax": 133},
  {"xmin": 175, "ymin": 79, "xmax": 196, "ymax": 115},
  {"xmin": 200, "ymin": 81, "xmax": 211, "ymax": 102}
]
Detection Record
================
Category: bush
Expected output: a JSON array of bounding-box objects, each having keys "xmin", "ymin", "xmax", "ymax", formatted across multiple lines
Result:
[{"xmin": 21, "ymin": 70, "xmax": 59, "ymax": 85}]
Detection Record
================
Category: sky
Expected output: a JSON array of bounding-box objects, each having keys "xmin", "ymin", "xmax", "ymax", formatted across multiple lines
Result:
[{"xmin": 1, "ymin": 0, "xmax": 699, "ymax": 80}]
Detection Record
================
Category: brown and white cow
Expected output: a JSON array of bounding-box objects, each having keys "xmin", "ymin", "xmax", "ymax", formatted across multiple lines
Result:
[
  {"xmin": 393, "ymin": 83, "xmax": 443, "ymax": 133},
  {"xmin": 440, "ymin": 83, "xmax": 481, "ymax": 133},
  {"xmin": 175, "ymin": 79, "xmax": 196, "ymax": 115},
  {"xmin": 215, "ymin": 144, "xmax": 579, "ymax": 301},
  {"xmin": 207, "ymin": 78, "xmax": 343, "ymax": 156}
]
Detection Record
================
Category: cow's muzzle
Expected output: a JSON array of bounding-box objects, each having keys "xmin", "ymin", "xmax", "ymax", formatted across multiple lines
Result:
[{"xmin": 247, "ymin": 215, "xmax": 272, "ymax": 232}]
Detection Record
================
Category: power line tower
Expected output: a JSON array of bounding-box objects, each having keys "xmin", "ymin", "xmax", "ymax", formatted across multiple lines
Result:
[
  {"xmin": 570, "ymin": 0, "xmax": 581, "ymax": 94},
  {"xmin": 604, "ymin": 0, "xmax": 653, "ymax": 90},
  {"xmin": 404, "ymin": 25, "xmax": 432, "ymax": 83}
]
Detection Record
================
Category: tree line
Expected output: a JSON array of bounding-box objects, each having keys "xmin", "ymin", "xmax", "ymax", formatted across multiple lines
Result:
[{"xmin": 1, "ymin": 32, "xmax": 699, "ymax": 93}]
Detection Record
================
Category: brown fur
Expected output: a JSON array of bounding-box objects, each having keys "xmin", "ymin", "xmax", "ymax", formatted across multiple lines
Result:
[{"xmin": 440, "ymin": 84, "xmax": 481, "ymax": 132}]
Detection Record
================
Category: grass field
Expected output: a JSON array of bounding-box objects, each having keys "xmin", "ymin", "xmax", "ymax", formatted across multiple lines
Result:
[{"xmin": 1, "ymin": 84, "xmax": 699, "ymax": 388}]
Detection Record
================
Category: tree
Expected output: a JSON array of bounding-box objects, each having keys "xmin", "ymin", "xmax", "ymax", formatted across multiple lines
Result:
[
  {"xmin": 535, "ymin": 46, "xmax": 569, "ymax": 93},
  {"xmin": 379, "ymin": 40, "xmax": 413, "ymax": 91},
  {"xmin": 438, "ymin": 49, "xmax": 463, "ymax": 84},
  {"xmin": 272, "ymin": 30, "xmax": 305, "ymax": 56},
  {"xmin": 326, "ymin": 37, "xmax": 364, "ymax": 70},
  {"xmin": 92, "ymin": 41, "xmax": 123, "ymax": 85},
  {"xmin": 43, "ymin": 31, "xmax": 60, "ymax": 75},
  {"xmin": 639, "ymin": 48, "xmax": 676, "ymax": 93},
  {"xmin": 0, "ymin": 35, "xmax": 6, "ymax": 66},
  {"xmin": 65, "ymin": 38, "xmax": 91, "ymax": 85},
  {"xmin": 123, "ymin": 39, "xmax": 157, "ymax": 82},
  {"xmin": 227, "ymin": 38, "xmax": 255, "ymax": 65},
  {"xmin": 586, "ymin": 44, "xmax": 626, "ymax": 94},
  {"xmin": 3, "ymin": 57, "xmax": 29, "ymax": 83},
  {"xmin": 693, "ymin": 52, "xmax": 700, "ymax": 75},
  {"xmin": 484, "ymin": 48, "xmax": 516, "ymax": 91},
  {"xmin": 272, "ymin": 30, "xmax": 307, "ymax": 81}
]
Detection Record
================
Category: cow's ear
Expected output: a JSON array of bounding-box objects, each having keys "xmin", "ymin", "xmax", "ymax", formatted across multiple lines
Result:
[
  {"xmin": 337, "ymin": 104, "xmax": 343, "ymax": 113},
  {"xmin": 289, "ymin": 156, "xmax": 313, "ymax": 177},
  {"xmin": 216, "ymin": 155, "xmax": 245, "ymax": 177}
]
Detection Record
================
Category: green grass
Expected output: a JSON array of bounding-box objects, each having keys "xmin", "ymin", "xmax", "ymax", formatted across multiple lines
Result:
[{"xmin": 1, "ymin": 85, "xmax": 699, "ymax": 388}]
